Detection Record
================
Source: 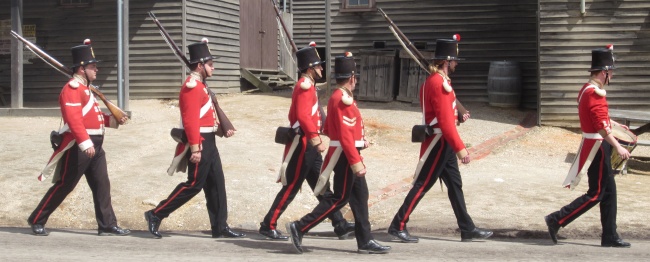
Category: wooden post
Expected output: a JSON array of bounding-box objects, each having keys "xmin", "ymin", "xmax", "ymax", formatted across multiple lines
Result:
[
  {"xmin": 10, "ymin": 0, "xmax": 23, "ymax": 108},
  {"xmin": 325, "ymin": 0, "xmax": 331, "ymax": 93},
  {"xmin": 123, "ymin": 0, "xmax": 130, "ymax": 110},
  {"xmin": 181, "ymin": 0, "xmax": 187, "ymax": 80},
  {"xmin": 117, "ymin": 0, "xmax": 124, "ymax": 109}
]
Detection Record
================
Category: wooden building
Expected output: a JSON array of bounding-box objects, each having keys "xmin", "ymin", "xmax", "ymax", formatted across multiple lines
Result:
[
  {"xmin": 0, "ymin": 0, "xmax": 243, "ymax": 106},
  {"xmin": 292, "ymin": 0, "xmax": 540, "ymax": 109},
  {"xmin": 3, "ymin": 1, "xmax": 649, "ymax": 127},
  {"xmin": 539, "ymin": 0, "xmax": 650, "ymax": 127},
  {"xmin": 293, "ymin": 0, "xmax": 650, "ymax": 127}
]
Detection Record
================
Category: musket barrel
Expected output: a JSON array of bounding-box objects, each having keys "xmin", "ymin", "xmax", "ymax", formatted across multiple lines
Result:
[
  {"xmin": 148, "ymin": 11, "xmax": 236, "ymax": 134},
  {"xmin": 10, "ymin": 30, "xmax": 129, "ymax": 121},
  {"xmin": 270, "ymin": 0, "xmax": 297, "ymax": 52},
  {"xmin": 377, "ymin": 8, "xmax": 469, "ymax": 123}
]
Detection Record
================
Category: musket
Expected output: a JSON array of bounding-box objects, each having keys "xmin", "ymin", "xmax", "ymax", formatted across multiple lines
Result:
[
  {"xmin": 377, "ymin": 8, "xmax": 469, "ymax": 123},
  {"xmin": 148, "ymin": 11, "xmax": 235, "ymax": 137},
  {"xmin": 270, "ymin": 0, "xmax": 298, "ymax": 53},
  {"xmin": 9, "ymin": 30, "xmax": 129, "ymax": 122},
  {"xmin": 267, "ymin": 1, "xmax": 328, "ymax": 125}
]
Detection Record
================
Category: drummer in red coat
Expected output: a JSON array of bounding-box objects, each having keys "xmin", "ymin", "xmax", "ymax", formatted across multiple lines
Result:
[
  {"xmin": 387, "ymin": 35, "xmax": 493, "ymax": 243},
  {"xmin": 545, "ymin": 45, "xmax": 632, "ymax": 247},
  {"xmin": 260, "ymin": 42, "xmax": 354, "ymax": 241},
  {"xmin": 144, "ymin": 38, "xmax": 244, "ymax": 239},
  {"xmin": 286, "ymin": 52, "xmax": 391, "ymax": 254},
  {"xmin": 27, "ymin": 39, "xmax": 130, "ymax": 236}
]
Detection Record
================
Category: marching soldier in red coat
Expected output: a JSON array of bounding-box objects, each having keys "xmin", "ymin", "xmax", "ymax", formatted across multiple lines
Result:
[
  {"xmin": 144, "ymin": 38, "xmax": 244, "ymax": 239},
  {"xmin": 545, "ymin": 45, "xmax": 631, "ymax": 247},
  {"xmin": 27, "ymin": 40, "xmax": 130, "ymax": 236},
  {"xmin": 259, "ymin": 42, "xmax": 354, "ymax": 240},
  {"xmin": 286, "ymin": 52, "xmax": 391, "ymax": 254},
  {"xmin": 387, "ymin": 35, "xmax": 492, "ymax": 243}
]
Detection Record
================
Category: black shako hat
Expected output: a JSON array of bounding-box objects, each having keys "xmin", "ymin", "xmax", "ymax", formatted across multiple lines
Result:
[
  {"xmin": 297, "ymin": 42, "xmax": 325, "ymax": 71},
  {"xmin": 188, "ymin": 38, "xmax": 218, "ymax": 64},
  {"xmin": 71, "ymin": 39, "xmax": 100, "ymax": 67},
  {"xmin": 589, "ymin": 45, "xmax": 615, "ymax": 72},
  {"xmin": 334, "ymin": 52, "xmax": 359, "ymax": 79},
  {"xmin": 433, "ymin": 34, "xmax": 463, "ymax": 61}
]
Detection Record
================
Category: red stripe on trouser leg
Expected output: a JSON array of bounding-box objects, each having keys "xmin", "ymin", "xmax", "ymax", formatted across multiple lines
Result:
[
  {"xmin": 559, "ymin": 149, "xmax": 604, "ymax": 225},
  {"xmin": 154, "ymin": 162, "xmax": 199, "ymax": 214},
  {"xmin": 302, "ymin": 165, "xmax": 350, "ymax": 231},
  {"xmin": 269, "ymin": 138, "xmax": 307, "ymax": 229},
  {"xmin": 32, "ymin": 150, "xmax": 72, "ymax": 224},
  {"xmin": 399, "ymin": 140, "xmax": 444, "ymax": 230}
]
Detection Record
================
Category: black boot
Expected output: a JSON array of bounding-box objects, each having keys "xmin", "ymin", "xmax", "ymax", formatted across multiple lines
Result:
[
  {"xmin": 460, "ymin": 227, "xmax": 493, "ymax": 242},
  {"xmin": 213, "ymin": 226, "xmax": 246, "ymax": 238},
  {"xmin": 388, "ymin": 226, "xmax": 419, "ymax": 243},
  {"xmin": 545, "ymin": 215, "xmax": 560, "ymax": 244},
  {"xmin": 98, "ymin": 226, "xmax": 131, "ymax": 236},
  {"xmin": 286, "ymin": 222, "xmax": 304, "ymax": 254},
  {"xmin": 333, "ymin": 220, "xmax": 355, "ymax": 240},
  {"xmin": 358, "ymin": 240, "xmax": 391, "ymax": 254},
  {"xmin": 28, "ymin": 220, "xmax": 49, "ymax": 236},
  {"xmin": 144, "ymin": 210, "xmax": 162, "ymax": 239},
  {"xmin": 602, "ymin": 235, "xmax": 631, "ymax": 248},
  {"xmin": 259, "ymin": 222, "xmax": 288, "ymax": 241}
]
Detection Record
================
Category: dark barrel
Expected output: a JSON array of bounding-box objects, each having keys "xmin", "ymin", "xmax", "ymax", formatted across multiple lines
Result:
[{"xmin": 487, "ymin": 61, "xmax": 522, "ymax": 108}]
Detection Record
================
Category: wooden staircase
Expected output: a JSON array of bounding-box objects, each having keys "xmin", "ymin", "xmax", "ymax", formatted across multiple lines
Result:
[{"xmin": 240, "ymin": 68, "xmax": 295, "ymax": 92}]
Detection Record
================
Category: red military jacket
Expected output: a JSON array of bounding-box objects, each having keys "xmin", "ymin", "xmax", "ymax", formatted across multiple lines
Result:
[
  {"xmin": 324, "ymin": 87, "xmax": 365, "ymax": 173},
  {"xmin": 60, "ymin": 75, "xmax": 116, "ymax": 151},
  {"xmin": 179, "ymin": 72, "xmax": 217, "ymax": 151},
  {"xmin": 562, "ymin": 81, "xmax": 611, "ymax": 189},
  {"xmin": 288, "ymin": 76, "xmax": 322, "ymax": 144},
  {"xmin": 420, "ymin": 72, "xmax": 465, "ymax": 155},
  {"xmin": 38, "ymin": 75, "xmax": 117, "ymax": 182},
  {"xmin": 578, "ymin": 81, "xmax": 611, "ymax": 134}
]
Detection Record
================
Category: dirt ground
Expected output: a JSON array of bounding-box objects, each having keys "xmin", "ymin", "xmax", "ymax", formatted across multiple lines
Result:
[{"xmin": 1, "ymin": 92, "xmax": 649, "ymax": 241}]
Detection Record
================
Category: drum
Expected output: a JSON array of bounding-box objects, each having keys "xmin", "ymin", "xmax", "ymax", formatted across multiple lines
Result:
[{"xmin": 611, "ymin": 125, "xmax": 637, "ymax": 171}]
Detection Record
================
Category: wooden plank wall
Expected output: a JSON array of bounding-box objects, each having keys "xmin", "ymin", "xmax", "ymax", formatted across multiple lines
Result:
[
  {"xmin": 130, "ymin": 0, "xmax": 184, "ymax": 99},
  {"xmin": 0, "ymin": 0, "xmax": 242, "ymax": 103},
  {"xmin": 539, "ymin": 0, "xmax": 650, "ymax": 127},
  {"xmin": 292, "ymin": 0, "xmax": 539, "ymax": 108},
  {"xmin": 0, "ymin": 0, "xmax": 124, "ymax": 102},
  {"xmin": 186, "ymin": 0, "xmax": 241, "ymax": 93}
]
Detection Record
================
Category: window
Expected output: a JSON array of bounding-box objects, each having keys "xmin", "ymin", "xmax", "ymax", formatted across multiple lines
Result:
[
  {"xmin": 59, "ymin": 0, "xmax": 92, "ymax": 8},
  {"xmin": 341, "ymin": 0, "xmax": 376, "ymax": 13}
]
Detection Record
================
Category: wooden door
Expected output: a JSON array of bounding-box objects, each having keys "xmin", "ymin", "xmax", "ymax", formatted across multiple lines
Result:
[{"xmin": 240, "ymin": 0, "xmax": 278, "ymax": 70}]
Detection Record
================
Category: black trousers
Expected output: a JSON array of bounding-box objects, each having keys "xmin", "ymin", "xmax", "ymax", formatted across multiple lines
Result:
[
  {"xmin": 295, "ymin": 149, "xmax": 372, "ymax": 248},
  {"xmin": 152, "ymin": 133, "xmax": 230, "ymax": 232},
  {"xmin": 28, "ymin": 135, "xmax": 117, "ymax": 230},
  {"xmin": 547, "ymin": 141, "xmax": 618, "ymax": 239},
  {"xmin": 262, "ymin": 135, "xmax": 346, "ymax": 230},
  {"xmin": 390, "ymin": 138, "xmax": 475, "ymax": 233}
]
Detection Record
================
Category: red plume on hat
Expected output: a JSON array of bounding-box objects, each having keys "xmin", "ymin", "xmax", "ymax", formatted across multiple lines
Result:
[
  {"xmin": 83, "ymin": 39, "xmax": 91, "ymax": 45},
  {"xmin": 606, "ymin": 44, "xmax": 613, "ymax": 50},
  {"xmin": 309, "ymin": 41, "xmax": 316, "ymax": 47},
  {"xmin": 453, "ymin": 34, "xmax": 461, "ymax": 42},
  {"xmin": 345, "ymin": 52, "xmax": 353, "ymax": 57},
  {"xmin": 202, "ymin": 37, "xmax": 209, "ymax": 44}
]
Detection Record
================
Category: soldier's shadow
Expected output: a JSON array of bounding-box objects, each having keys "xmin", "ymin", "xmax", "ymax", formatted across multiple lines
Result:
[
  {"xmin": 474, "ymin": 228, "xmax": 576, "ymax": 246},
  {"xmin": 218, "ymin": 237, "xmax": 357, "ymax": 255}
]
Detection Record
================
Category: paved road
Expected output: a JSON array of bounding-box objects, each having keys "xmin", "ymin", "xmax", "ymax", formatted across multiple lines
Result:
[{"xmin": 2, "ymin": 225, "xmax": 648, "ymax": 261}]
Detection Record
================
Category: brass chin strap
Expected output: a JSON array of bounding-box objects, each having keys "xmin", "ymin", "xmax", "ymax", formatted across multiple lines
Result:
[{"xmin": 202, "ymin": 63, "xmax": 208, "ymax": 83}]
